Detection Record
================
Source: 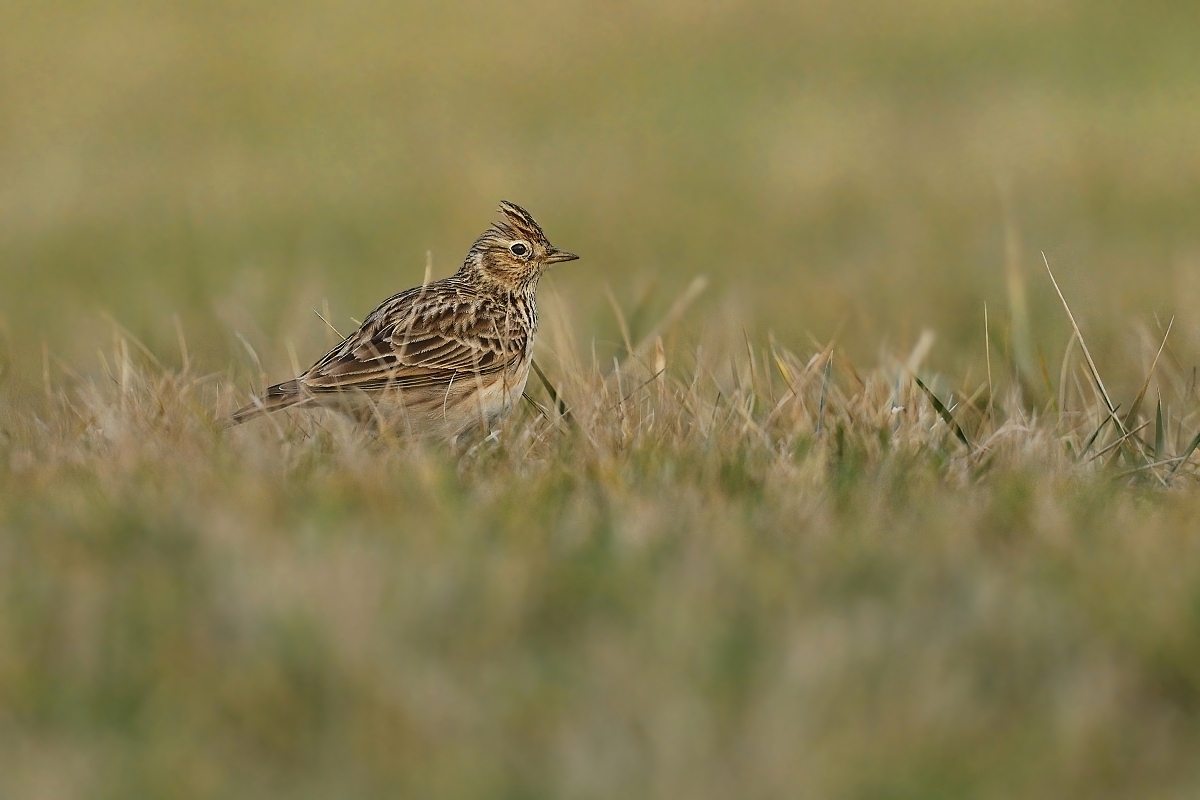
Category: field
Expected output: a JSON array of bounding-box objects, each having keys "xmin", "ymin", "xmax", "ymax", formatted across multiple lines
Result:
[{"xmin": 4, "ymin": 1, "xmax": 1200, "ymax": 797}]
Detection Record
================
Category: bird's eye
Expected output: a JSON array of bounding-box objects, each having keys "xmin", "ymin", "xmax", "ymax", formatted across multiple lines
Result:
[{"xmin": 509, "ymin": 242, "xmax": 529, "ymax": 257}]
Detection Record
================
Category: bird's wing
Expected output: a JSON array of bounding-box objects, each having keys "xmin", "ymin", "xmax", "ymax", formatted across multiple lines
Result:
[{"xmin": 300, "ymin": 285, "xmax": 526, "ymax": 393}]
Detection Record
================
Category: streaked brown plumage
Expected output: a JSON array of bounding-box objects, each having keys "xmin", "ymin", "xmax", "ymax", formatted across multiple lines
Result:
[{"xmin": 230, "ymin": 201, "xmax": 578, "ymax": 438}]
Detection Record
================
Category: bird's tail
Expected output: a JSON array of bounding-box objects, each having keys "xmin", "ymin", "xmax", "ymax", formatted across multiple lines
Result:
[{"xmin": 229, "ymin": 380, "xmax": 306, "ymax": 425}]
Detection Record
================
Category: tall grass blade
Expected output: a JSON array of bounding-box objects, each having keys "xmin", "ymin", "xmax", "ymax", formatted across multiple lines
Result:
[
  {"xmin": 1057, "ymin": 332, "xmax": 1076, "ymax": 416},
  {"xmin": 1079, "ymin": 413, "xmax": 1114, "ymax": 459},
  {"xmin": 313, "ymin": 308, "xmax": 345, "ymax": 341},
  {"xmin": 1043, "ymin": 253, "xmax": 1164, "ymax": 485},
  {"xmin": 1123, "ymin": 316, "xmax": 1173, "ymax": 432},
  {"xmin": 984, "ymin": 302, "xmax": 994, "ymax": 418},
  {"xmin": 1089, "ymin": 419, "xmax": 1152, "ymax": 464},
  {"xmin": 816, "ymin": 353, "xmax": 832, "ymax": 435},
  {"xmin": 1168, "ymin": 425, "xmax": 1200, "ymax": 479},
  {"xmin": 630, "ymin": 276, "xmax": 708, "ymax": 356},
  {"xmin": 1003, "ymin": 205, "xmax": 1037, "ymax": 390},
  {"xmin": 1038, "ymin": 349, "xmax": 1056, "ymax": 411},
  {"xmin": 604, "ymin": 284, "xmax": 634, "ymax": 358},
  {"xmin": 531, "ymin": 358, "xmax": 572, "ymax": 424},
  {"xmin": 914, "ymin": 374, "xmax": 972, "ymax": 451},
  {"xmin": 1155, "ymin": 395, "xmax": 1165, "ymax": 463}
]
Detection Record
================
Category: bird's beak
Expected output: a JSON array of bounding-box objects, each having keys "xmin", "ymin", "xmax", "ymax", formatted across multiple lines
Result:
[{"xmin": 544, "ymin": 248, "xmax": 580, "ymax": 265}]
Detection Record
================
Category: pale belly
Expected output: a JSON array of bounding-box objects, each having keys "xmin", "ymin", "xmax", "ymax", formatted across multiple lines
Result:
[{"xmin": 320, "ymin": 362, "xmax": 532, "ymax": 440}]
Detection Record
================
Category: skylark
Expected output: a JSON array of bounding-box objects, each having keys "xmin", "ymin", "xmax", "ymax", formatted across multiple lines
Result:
[{"xmin": 231, "ymin": 201, "xmax": 578, "ymax": 438}]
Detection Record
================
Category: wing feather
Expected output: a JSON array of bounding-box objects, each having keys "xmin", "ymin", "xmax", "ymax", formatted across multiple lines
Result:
[{"xmin": 299, "ymin": 280, "xmax": 526, "ymax": 394}]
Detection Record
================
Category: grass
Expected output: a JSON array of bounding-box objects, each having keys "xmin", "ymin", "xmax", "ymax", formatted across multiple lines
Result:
[
  {"xmin": 5, "ymin": 283, "xmax": 1200, "ymax": 798},
  {"xmin": 5, "ymin": 1, "xmax": 1200, "ymax": 797}
]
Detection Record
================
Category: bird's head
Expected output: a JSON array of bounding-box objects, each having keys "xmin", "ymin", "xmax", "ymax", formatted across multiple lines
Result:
[{"xmin": 461, "ymin": 201, "xmax": 578, "ymax": 291}]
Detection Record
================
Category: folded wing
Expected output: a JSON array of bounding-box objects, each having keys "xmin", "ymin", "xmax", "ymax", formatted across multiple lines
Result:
[{"xmin": 301, "ymin": 285, "xmax": 525, "ymax": 394}]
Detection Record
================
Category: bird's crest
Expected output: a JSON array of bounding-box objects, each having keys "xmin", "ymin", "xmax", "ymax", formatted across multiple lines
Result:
[{"xmin": 492, "ymin": 201, "xmax": 548, "ymax": 243}]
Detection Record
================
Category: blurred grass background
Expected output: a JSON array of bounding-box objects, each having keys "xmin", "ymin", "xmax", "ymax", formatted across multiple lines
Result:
[
  {"xmin": 3, "ymin": 0, "xmax": 1200, "ymax": 391},
  {"xmin": 5, "ymin": 2, "xmax": 1200, "ymax": 798}
]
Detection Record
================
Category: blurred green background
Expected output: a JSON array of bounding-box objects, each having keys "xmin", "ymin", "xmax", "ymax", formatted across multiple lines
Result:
[
  {"xmin": 3, "ymin": 0, "xmax": 1200, "ymax": 393},
  {"xmin": 7, "ymin": 4, "xmax": 1200, "ymax": 798}
]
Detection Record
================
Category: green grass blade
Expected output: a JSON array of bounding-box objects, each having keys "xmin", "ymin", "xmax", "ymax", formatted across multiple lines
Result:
[
  {"xmin": 1168, "ymin": 424, "xmax": 1200, "ymax": 479},
  {"xmin": 531, "ymin": 358, "xmax": 573, "ymax": 424},
  {"xmin": 816, "ymin": 353, "xmax": 832, "ymax": 435},
  {"xmin": 1079, "ymin": 413, "xmax": 1114, "ymax": 459},
  {"xmin": 914, "ymin": 375, "xmax": 972, "ymax": 451},
  {"xmin": 1155, "ymin": 396, "xmax": 1165, "ymax": 463}
]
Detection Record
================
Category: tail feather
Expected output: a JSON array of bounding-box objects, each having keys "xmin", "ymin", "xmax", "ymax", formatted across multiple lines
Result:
[{"xmin": 229, "ymin": 380, "xmax": 306, "ymax": 425}]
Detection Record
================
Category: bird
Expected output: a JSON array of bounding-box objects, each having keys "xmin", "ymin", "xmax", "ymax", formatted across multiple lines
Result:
[{"xmin": 230, "ymin": 201, "xmax": 578, "ymax": 439}]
